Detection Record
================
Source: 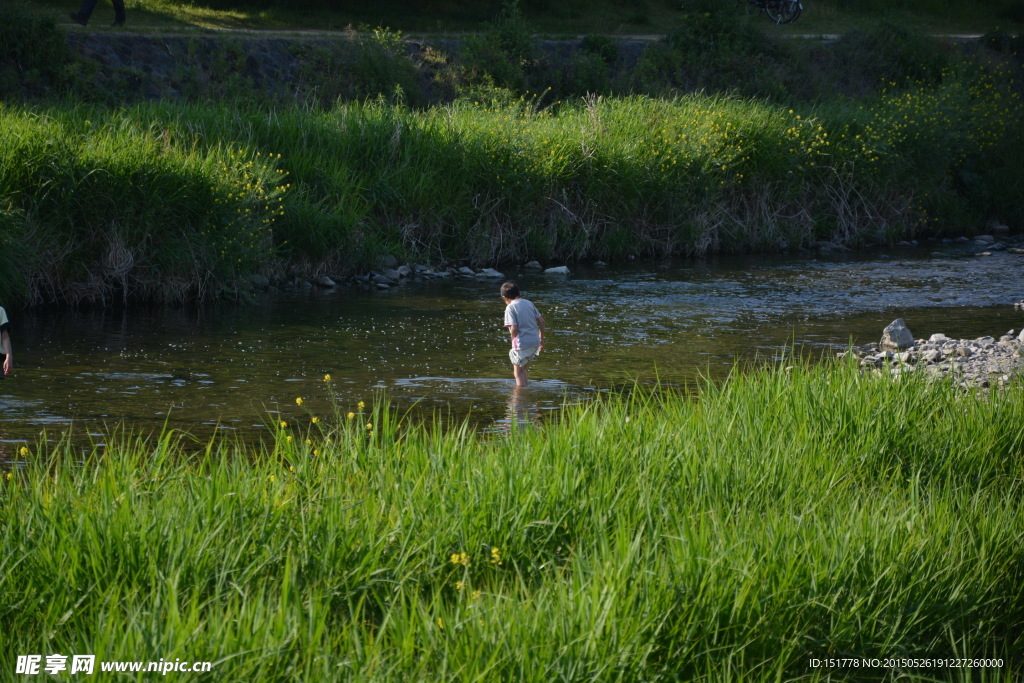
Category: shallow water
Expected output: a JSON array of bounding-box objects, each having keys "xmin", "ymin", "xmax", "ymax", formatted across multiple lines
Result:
[{"xmin": 1, "ymin": 243, "xmax": 1021, "ymax": 452}]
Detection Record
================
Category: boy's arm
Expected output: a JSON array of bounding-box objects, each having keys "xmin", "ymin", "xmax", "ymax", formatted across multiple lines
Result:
[
  {"xmin": 507, "ymin": 324, "xmax": 519, "ymax": 341},
  {"xmin": 537, "ymin": 315, "xmax": 546, "ymax": 349},
  {"xmin": 1, "ymin": 330, "xmax": 11, "ymax": 375}
]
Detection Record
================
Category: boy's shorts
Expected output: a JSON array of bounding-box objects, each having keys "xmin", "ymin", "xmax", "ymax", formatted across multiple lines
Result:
[{"xmin": 509, "ymin": 347, "xmax": 539, "ymax": 367}]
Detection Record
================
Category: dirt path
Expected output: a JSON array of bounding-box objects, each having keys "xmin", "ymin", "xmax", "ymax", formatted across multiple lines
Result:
[{"xmin": 59, "ymin": 21, "xmax": 985, "ymax": 42}]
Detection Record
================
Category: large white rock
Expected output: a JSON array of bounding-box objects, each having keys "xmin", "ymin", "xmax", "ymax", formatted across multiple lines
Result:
[
  {"xmin": 881, "ymin": 319, "xmax": 915, "ymax": 350},
  {"xmin": 476, "ymin": 268, "xmax": 505, "ymax": 279},
  {"xmin": 544, "ymin": 266, "xmax": 571, "ymax": 277}
]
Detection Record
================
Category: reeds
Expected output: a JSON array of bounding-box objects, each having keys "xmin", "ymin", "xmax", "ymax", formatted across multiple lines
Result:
[
  {"xmin": 1, "ymin": 54, "xmax": 1021, "ymax": 305},
  {"xmin": 2, "ymin": 360, "xmax": 1021, "ymax": 680}
]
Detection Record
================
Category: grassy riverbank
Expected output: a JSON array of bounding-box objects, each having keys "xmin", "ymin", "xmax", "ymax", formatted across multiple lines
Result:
[
  {"xmin": 2, "ymin": 360, "xmax": 1022, "ymax": 680},
  {"xmin": 2, "ymin": 2, "xmax": 1023, "ymax": 306},
  {"xmin": 2, "ymin": 55, "xmax": 1022, "ymax": 305}
]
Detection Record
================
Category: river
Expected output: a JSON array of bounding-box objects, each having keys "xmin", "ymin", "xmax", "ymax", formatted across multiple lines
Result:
[{"xmin": 1, "ymin": 243, "xmax": 1021, "ymax": 452}]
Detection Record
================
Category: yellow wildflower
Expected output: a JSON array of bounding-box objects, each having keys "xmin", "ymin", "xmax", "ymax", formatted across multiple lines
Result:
[
  {"xmin": 347, "ymin": 412, "xmax": 355, "ymax": 420},
  {"xmin": 296, "ymin": 397, "xmax": 304, "ymax": 406},
  {"xmin": 450, "ymin": 552, "xmax": 471, "ymax": 567},
  {"xmin": 19, "ymin": 446, "xmax": 29, "ymax": 457},
  {"xmin": 323, "ymin": 374, "xmax": 331, "ymax": 382}
]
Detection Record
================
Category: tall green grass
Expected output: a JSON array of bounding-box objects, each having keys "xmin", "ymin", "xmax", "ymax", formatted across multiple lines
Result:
[
  {"xmin": 1, "ymin": 360, "xmax": 1022, "ymax": 680},
  {"xmin": 0, "ymin": 105, "xmax": 289, "ymax": 304},
  {"xmin": 2, "ymin": 52, "xmax": 1021, "ymax": 306}
]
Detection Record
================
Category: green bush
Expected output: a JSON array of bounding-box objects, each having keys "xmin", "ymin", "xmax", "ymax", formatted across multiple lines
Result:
[
  {"xmin": 289, "ymin": 27, "xmax": 427, "ymax": 107},
  {"xmin": 983, "ymin": 27, "xmax": 1024, "ymax": 58},
  {"xmin": 580, "ymin": 33, "xmax": 619, "ymax": 65},
  {"xmin": 459, "ymin": 2, "xmax": 540, "ymax": 93},
  {"xmin": 0, "ymin": 208, "xmax": 30, "ymax": 304},
  {"xmin": 0, "ymin": 107, "xmax": 291, "ymax": 304},
  {"xmin": 632, "ymin": 9, "xmax": 792, "ymax": 100},
  {"xmin": 0, "ymin": 3, "xmax": 68, "ymax": 100},
  {"xmin": 830, "ymin": 22, "xmax": 951, "ymax": 96}
]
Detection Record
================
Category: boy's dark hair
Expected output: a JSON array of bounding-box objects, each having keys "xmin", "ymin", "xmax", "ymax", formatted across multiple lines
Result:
[{"xmin": 500, "ymin": 281, "xmax": 521, "ymax": 299}]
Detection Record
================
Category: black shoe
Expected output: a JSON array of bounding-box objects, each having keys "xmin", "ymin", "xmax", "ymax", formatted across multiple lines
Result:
[
  {"xmin": 112, "ymin": 17, "xmax": 125, "ymax": 26},
  {"xmin": 69, "ymin": 12, "xmax": 88, "ymax": 26}
]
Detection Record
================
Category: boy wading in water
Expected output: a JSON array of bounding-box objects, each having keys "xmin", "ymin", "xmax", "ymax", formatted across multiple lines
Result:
[{"xmin": 501, "ymin": 281, "xmax": 546, "ymax": 387}]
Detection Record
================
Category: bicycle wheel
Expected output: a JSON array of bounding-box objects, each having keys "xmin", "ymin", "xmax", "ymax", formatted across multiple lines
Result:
[{"xmin": 765, "ymin": 0, "xmax": 801, "ymax": 23}]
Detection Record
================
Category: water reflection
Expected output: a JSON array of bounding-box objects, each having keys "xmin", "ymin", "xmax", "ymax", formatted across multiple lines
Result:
[
  {"xmin": 483, "ymin": 383, "xmax": 550, "ymax": 435},
  {"xmin": 507, "ymin": 385, "xmax": 541, "ymax": 431},
  {"xmin": 392, "ymin": 377, "xmax": 570, "ymax": 435}
]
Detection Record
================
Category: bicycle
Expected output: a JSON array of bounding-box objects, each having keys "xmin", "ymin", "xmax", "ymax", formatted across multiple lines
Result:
[{"xmin": 738, "ymin": 0, "xmax": 802, "ymax": 24}]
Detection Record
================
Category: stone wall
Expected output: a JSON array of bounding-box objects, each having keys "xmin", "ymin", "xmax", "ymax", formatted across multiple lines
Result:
[{"xmin": 63, "ymin": 31, "xmax": 650, "ymax": 103}]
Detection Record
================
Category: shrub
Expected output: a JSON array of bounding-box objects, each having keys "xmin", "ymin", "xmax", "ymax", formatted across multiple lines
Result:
[
  {"xmin": 631, "ymin": 10, "xmax": 792, "ymax": 100},
  {"xmin": 289, "ymin": 27, "xmax": 426, "ymax": 107},
  {"xmin": 0, "ymin": 208, "xmax": 30, "ymax": 304},
  {"xmin": 0, "ymin": 3, "xmax": 68, "ymax": 100},
  {"xmin": 561, "ymin": 51, "xmax": 613, "ymax": 95},
  {"xmin": 580, "ymin": 33, "xmax": 619, "ymax": 65},
  {"xmin": 982, "ymin": 27, "xmax": 1024, "ymax": 58},
  {"xmin": 829, "ymin": 23, "xmax": 951, "ymax": 96},
  {"xmin": 459, "ymin": 1, "xmax": 541, "ymax": 93}
]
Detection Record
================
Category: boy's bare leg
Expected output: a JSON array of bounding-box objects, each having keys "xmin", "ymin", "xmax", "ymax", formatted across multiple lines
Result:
[{"xmin": 513, "ymin": 364, "xmax": 528, "ymax": 387}]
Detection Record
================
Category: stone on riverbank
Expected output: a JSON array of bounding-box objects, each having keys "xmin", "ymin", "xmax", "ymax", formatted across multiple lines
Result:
[
  {"xmin": 849, "ymin": 321, "xmax": 1024, "ymax": 390},
  {"xmin": 880, "ymin": 319, "xmax": 915, "ymax": 350},
  {"xmin": 476, "ymin": 268, "xmax": 505, "ymax": 279},
  {"xmin": 544, "ymin": 266, "xmax": 572, "ymax": 277},
  {"xmin": 371, "ymin": 272, "xmax": 399, "ymax": 286},
  {"xmin": 248, "ymin": 273, "xmax": 271, "ymax": 290}
]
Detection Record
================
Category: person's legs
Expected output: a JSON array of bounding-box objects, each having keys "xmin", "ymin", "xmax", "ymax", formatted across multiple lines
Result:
[
  {"xmin": 70, "ymin": 0, "xmax": 99, "ymax": 24},
  {"xmin": 111, "ymin": 0, "xmax": 126, "ymax": 25},
  {"xmin": 513, "ymin": 363, "xmax": 528, "ymax": 387}
]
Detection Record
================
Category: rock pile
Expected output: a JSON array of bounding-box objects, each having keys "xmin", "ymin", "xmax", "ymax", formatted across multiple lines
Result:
[
  {"xmin": 248, "ymin": 258, "xmax": 573, "ymax": 293},
  {"xmin": 348, "ymin": 263, "xmax": 509, "ymax": 290},
  {"xmin": 842, "ymin": 318, "xmax": 1024, "ymax": 389}
]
